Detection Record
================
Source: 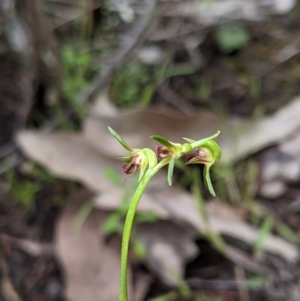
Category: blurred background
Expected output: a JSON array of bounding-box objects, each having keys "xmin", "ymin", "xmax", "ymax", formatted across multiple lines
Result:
[{"xmin": 1, "ymin": 0, "xmax": 300, "ymax": 300}]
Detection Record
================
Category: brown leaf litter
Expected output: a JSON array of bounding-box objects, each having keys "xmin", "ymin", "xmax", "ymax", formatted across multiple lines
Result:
[
  {"xmin": 55, "ymin": 189, "xmax": 127, "ymax": 301},
  {"xmin": 16, "ymin": 99, "xmax": 300, "ymax": 263},
  {"xmin": 15, "ymin": 95, "xmax": 300, "ymax": 300}
]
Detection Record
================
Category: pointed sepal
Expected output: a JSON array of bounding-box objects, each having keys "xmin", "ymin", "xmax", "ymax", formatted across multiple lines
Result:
[
  {"xmin": 167, "ymin": 157, "xmax": 175, "ymax": 186},
  {"xmin": 108, "ymin": 126, "xmax": 132, "ymax": 151}
]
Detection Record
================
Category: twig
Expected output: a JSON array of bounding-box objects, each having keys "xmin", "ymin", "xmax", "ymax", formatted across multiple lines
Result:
[
  {"xmin": 186, "ymin": 278, "xmax": 264, "ymax": 291},
  {"xmin": 158, "ymin": 82, "xmax": 194, "ymax": 115},
  {"xmin": 234, "ymin": 265, "xmax": 250, "ymax": 301},
  {"xmin": 0, "ymin": 143, "xmax": 16, "ymax": 158},
  {"xmin": 0, "ymin": 257, "xmax": 24, "ymax": 301},
  {"xmin": 224, "ymin": 245, "xmax": 273, "ymax": 276},
  {"xmin": 0, "ymin": 234, "xmax": 54, "ymax": 257},
  {"xmin": 77, "ymin": 0, "xmax": 158, "ymax": 106},
  {"xmin": 43, "ymin": 0, "xmax": 158, "ymax": 131},
  {"xmin": 258, "ymin": 40, "xmax": 300, "ymax": 78}
]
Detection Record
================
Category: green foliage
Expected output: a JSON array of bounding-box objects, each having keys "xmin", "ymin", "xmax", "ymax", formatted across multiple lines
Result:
[
  {"xmin": 149, "ymin": 292, "xmax": 224, "ymax": 301},
  {"xmin": 215, "ymin": 23, "xmax": 250, "ymax": 53},
  {"xmin": 213, "ymin": 160, "xmax": 259, "ymax": 205},
  {"xmin": 110, "ymin": 59, "xmax": 198, "ymax": 108},
  {"xmin": 253, "ymin": 216, "xmax": 274, "ymax": 253},
  {"xmin": 134, "ymin": 212, "xmax": 158, "ymax": 223},
  {"xmin": 103, "ymin": 168, "xmax": 124, "ymax": 187},
  {"xmin": 27, "ymin": 163, "xmax": 56, "ymax": 183},
  {"xmin": 246, "ymin": 275, "xmax": 266, "ymax": 290},
  {"xmin": 61, "ymin": 45, "xmax": 91, "ymax": 119},
  {"xmin": 175, "ymin": 273, "xmax": 192, "ymax": 299},
  {"xmin": 11, "ymin": 180, "xmax": 40, "ymax": 210},
  {"xmin": 198, "ymin": 79, "xmax": 212, "ymax": 101},
  {"xmin": 73, "ymin": 200, "xmax": 94, "ymax": 232},
  {"xmin": 110, "ymin": 62, "xmax": 150, "ymax": 107},
  {"xmin": 103, "ymin": 211, "xmax": 124, "ymax": 234},
  {"xmin": 197, "ymin": 295, "xmax": 223, "ymax": 301},
  {"xmin": 148, "ymin": 292, "xmax": 176, "ymax": 301},
  {"xmin": 132, "ymin": 239, "xmax": 147, "ymax": 260},
  {"xmin": 275, "ymin": 221, "xmax": 300, "ymax": 243},
  {"xmin": 102, "ymin": 195, "xmax": 159, "ymax": 235}
]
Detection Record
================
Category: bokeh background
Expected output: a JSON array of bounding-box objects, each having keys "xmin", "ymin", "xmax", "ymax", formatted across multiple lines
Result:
[{"xmin": 1, "ymin": 1, "xmax": 300, "ymax": 300}]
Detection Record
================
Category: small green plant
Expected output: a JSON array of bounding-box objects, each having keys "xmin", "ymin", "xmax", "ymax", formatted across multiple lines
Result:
[
  {"xmin": 215, "ymin": 23, "xmax": 250, "ymax": 53},
  {"xmin": 197, "ymin": 295, "xmax": 224, "ymax": 301},
  {"xmin": 11, "ymin": 180, "xmax": 40, "ymax": 211},
  {"xmin": 110, "ymin": 62, "xmax": 150, "ymax": 108},
  {"xmin": 108, "ymin": 127, "xmax": 221, "ymax": 301},
  {"xmin": 110, "ymin": 59, "xmax": 198, "ymax": 108},
  {"xmin": 60, "ymin": 45, "xmax": 91, "ymax": 122}
]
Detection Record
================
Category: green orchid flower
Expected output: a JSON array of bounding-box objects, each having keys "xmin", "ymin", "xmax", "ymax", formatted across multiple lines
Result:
[
  {"xmin": 184, "ymin": 139, "xmax": 221, "ymax": 197},
  {"xmin": 151, "ymin": 135, "xmax": 191, "ymax": 186},
  {"xmin": 152, "ymin": 132, "xmax": 220, "ymax": 188},
  {"xmin": 108, "ymin": 127, "xmax": 157, "ymax": 182}
]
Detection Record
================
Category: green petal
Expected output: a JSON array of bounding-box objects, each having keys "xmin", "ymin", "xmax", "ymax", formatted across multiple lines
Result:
[
  {"xmin": 151, "ymin": 135, "xmax": 176, "ymax": 149},
  {"xmin": 167, "ymin": 157, "xmax": 175, "ymax": 186},
  {"xmin": 143, "ymin": 148, "xmax": 157, "ymax": 169},
  {"xmin": 138, "ymin": 153, "xmax": 148, "ymax": 182},
  {"xmin": 108, "ymin": 127, "xmax": 132, "ymax": 151},
  {"xmin": 203, "ymin": 141, "xmax": 222, "ymax": 162},
  {"xmin": 203, "ymin": 164, "xmax": 216, "ymax": 197}
]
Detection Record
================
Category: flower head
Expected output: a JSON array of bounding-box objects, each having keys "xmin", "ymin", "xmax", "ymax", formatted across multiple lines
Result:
[
  {"xmin": 151, "ymin": 135, "xmax": 191, "ymax": 186},
  {"xmin": 154, "ymin": 144, "xmax": 174, "ymax": 160},
  {"xmin": 120, "ymin": 149, "xmax": 156, "ymax": 181},
  {"xmin": 185, "ymin": 140, "xmax": 221, "ymax": 196},
  {"xmin": 108, "ymin": 127, "xmax": 157, "ymax": 181},
  {"xmin": 152, "ymin": 135, "xmax": 183, "ymax": 160},
  {"xmin": 121, "ymin": 151, "xmax": 143, "ymax": 175},
  {"xmin": 151, "ymin": 133, "xmax": 221, "ymax": 188},
  {"xmin": 184, "ymin": 140, "xmax": 221, "ymax": 165}
]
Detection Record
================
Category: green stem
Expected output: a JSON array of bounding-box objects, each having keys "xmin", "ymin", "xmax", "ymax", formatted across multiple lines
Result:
[{"xmin": 119, "ymin": 159, "xmax": 168, "ymax": 301}]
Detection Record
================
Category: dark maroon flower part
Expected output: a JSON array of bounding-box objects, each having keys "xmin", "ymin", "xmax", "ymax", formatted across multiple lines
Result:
[
  {"xmin": 121, "ymin": 155, "xmax": 141, "ymax": 175},
  {"xmin": 184, "ymin": 148, "xmax": 210, "ymax": 164},
  {"xmin": 155, "ymin": 144, "xmax": 174, "ymax": 160}
]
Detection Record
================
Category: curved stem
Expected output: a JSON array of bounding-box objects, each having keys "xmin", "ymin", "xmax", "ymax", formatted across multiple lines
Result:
[{"xmin": 119, "ymin": 159, "xmax": 168, "ymax": 301}]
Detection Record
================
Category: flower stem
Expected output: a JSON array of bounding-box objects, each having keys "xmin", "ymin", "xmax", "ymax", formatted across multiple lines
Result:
[{"xmin": 119, "ymin": 159, "xmax": 168, "ymax": 301}]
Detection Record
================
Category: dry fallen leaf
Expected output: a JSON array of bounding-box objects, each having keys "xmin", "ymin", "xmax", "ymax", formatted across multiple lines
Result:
[
  {"xmin": 84, "ymin": 96, "xmax": 300, "ymax": 163},
  {"xmin": 16, "ymin": 131, "xmax": 120, "ymax": 193},
  {"xmin": 16, "ymin": 102, "xmax": 300, "ymax": 262},
  {"xmin": 136, "ymin": 221, "xmax": 197, "ymax": 285},
  {"xmin": 55, "ymin": 189, "xmax": 129, "ymax": 301},
  {"xmin": 0, "ymin": 257, "xmax": 23, "ymax": 301},
  {"xmin": 96, "ymin": 187, "xmax": 299, "ymax": 262},
  {"xmin": 159, "ymin": 0, "xmax": 296, "ymax": 24},
  {"xmin": 279, "ymin": 130, "xmax": 300, "ymax": 160},
  {"xmin": 44, "ymin": 0, "xmax": 100, "ymax": 28},
  {"xmin": 208, "ymin": 214, "xmax": 297, "ymax": 261},
  {"xmin": 55, "ymin": 189, "xmax": 195, "ymax": 297}
]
